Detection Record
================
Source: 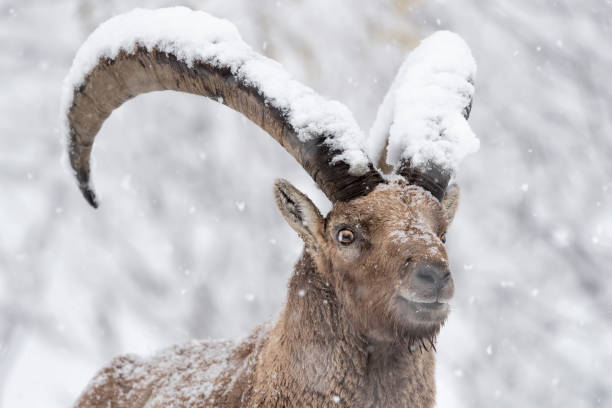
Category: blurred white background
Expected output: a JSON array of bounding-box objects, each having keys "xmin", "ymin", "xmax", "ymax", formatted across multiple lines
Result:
[{"xmin": 1, "ymin": 0, "xmax": 611, "ymax": 407}]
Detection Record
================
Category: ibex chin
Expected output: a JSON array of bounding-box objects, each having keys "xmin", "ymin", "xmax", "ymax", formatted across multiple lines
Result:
[{"xmin": 64, "ymin": 7, "xmax": 478, "ymax": 408}]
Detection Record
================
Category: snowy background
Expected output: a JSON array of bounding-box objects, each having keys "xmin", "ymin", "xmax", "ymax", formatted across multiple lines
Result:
[{"xmin": 1, "ymin": 0, "xmax": 611, "ymax": 407}]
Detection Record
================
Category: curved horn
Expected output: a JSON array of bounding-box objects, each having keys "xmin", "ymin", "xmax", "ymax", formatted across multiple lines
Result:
[
  {"xmin": 62, "ymin": 7, "xmax": 382, "ymax": 208},
  {"xmin": 368, "ymin": 31, "xmax": 478, "ymax": 201}
]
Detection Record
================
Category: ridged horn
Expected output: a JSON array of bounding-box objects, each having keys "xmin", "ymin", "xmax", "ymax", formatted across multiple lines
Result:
[
  {"xmin": 62, "ymin": 8, "xmax": 383, "ymax": 208},
  {"xmin": 395, "ymin": 95, "xmax": 472, "ymax": 201},
  {"xmin": 368, "ymin": 30, "xmax": 478, "ymax": 201}
]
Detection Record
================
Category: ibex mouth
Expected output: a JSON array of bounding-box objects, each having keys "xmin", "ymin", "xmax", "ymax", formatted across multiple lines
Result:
[{"xmin": 395, "ymin": 296, "xmax": 449, "ymax": 323}]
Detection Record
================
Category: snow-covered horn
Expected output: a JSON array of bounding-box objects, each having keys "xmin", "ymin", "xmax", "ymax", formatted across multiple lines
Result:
[
  {"xmin": 62, "ymin": 8, "xmax": 382, "ymax": 208},
  {"xmin": 368, "ymin": 31, "xmax": 479, "ymax": 201}
]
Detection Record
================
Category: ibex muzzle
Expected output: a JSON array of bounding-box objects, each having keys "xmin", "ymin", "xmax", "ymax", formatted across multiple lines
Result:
[
  {"xmin": 409, "ymin": 261, "xmax": 454, "ymax": 302},
  {"xmin": 64, "ymin": 7, "xmax": 478, "ymax": 408},
  {"xmin": 398, "ymin": 260, "xmax": 454, "ymax": 323}
]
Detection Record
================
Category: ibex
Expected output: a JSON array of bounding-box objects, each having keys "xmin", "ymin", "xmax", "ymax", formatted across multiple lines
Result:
[{"xmin": 64, "ymin": 8, "xmax": 478, "ymax": 408}]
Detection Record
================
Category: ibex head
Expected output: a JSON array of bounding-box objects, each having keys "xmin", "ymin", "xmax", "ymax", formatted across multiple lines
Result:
[
  {"xmin": 62, "ymin": 8, "xmax": 477, "ymax": 346},
  {"xmin": 275, "ymin": 179, "xmax": 460, "ymax": 344}
]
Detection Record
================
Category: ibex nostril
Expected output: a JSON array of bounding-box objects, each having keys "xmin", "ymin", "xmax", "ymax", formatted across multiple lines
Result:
[
  {"xmin": 441, "ymin": 271, "xmax": 451, "ymax": 283},
  {"xmin": 413, "ymin": 262, "xmax": 452, "ymax": 290},
  {"xmin": 416, "ymin": 270, "xmax": 436, "ymax": 285}
]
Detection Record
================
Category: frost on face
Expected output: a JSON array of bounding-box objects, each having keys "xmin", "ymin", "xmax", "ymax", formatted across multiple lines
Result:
[
  {"xmin": 368, "ymin": 31, "xmax": 479, "ymax": 174},
  {"xmin": 386, "ymin": 186, "xmax": 445, "ymax": 256},
  {"xmin": 390, "ymin": 219, "xmax": 438, "ymax": 248},
  {"xmin": 60, "ymin": 7, "xmax": 371, "ymax": 176}
]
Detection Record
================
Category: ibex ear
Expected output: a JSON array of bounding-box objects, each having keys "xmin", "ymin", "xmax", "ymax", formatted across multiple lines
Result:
[
  {"xmin": 274, "ymin": 179, "xmax": 324, "ymax": 250},
  {"xmin": 441, "ymin": 184, "xmax": 460, "ymax": 227}
]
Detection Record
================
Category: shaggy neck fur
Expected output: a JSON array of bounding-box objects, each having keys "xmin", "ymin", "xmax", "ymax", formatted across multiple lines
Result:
[
  {"xmin": 251, "ymin": 251, "xmax": 436, "ymax": 407},
  {"xmin": 73, "ymin": 251, "xmax": 437, "ymax": 408}
]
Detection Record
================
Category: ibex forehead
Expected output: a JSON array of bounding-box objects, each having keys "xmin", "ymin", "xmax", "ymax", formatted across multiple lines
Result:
[{"xmin": 327, "ymin": 183, "xmax": 447, "ymax": 233}]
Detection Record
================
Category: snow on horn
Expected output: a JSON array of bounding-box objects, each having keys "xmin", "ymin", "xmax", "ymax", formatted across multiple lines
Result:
[{"xmin": 369, "ymin": 30, "xmax": 479, "ymax": 200}]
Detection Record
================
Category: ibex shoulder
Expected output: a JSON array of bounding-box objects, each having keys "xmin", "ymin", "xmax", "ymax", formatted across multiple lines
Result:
[{"xmin": 75, "ymin": 325, "xmax": 270, "ymax": 408}]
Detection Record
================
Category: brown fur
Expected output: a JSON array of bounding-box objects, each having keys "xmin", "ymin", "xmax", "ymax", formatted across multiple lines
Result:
[{"xmin": 75, "ymin": 181, "xmax": 458, "ymax": 408}]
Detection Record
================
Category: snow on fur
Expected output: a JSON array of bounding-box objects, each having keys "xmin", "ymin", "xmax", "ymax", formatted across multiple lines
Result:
[
  {"xmin": 60, "ymin": 7, "xmax": 371, "ymax": 175},
  {"xmin": 368, "ymin": 31, "xmax": 479, "ymax": 173}
]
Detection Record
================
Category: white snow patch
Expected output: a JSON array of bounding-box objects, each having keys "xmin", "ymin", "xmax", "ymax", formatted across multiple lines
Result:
[
  {"xmin": 368, "ymin": 31, "xmax": 479, "ymax": 173},
  {"xmin": 235, "ymin": 201, "xmax": 246, "ymax": 212},
  {"xmin": 60, "ymin": 7, "xmax": 371, "ymax": 176},
  {"xmin": 81, "ymin": 325, "xmax": 270, "ymax": 406}
]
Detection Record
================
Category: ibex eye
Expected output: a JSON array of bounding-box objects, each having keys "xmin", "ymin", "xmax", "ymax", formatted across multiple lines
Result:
[
  {"xmin": 337, "ymin": 229, "xmax": 355, "ymax": 245},
  {"xmin": 440, "ymin": 233, "xmax": 447, "ymax": 244}
]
